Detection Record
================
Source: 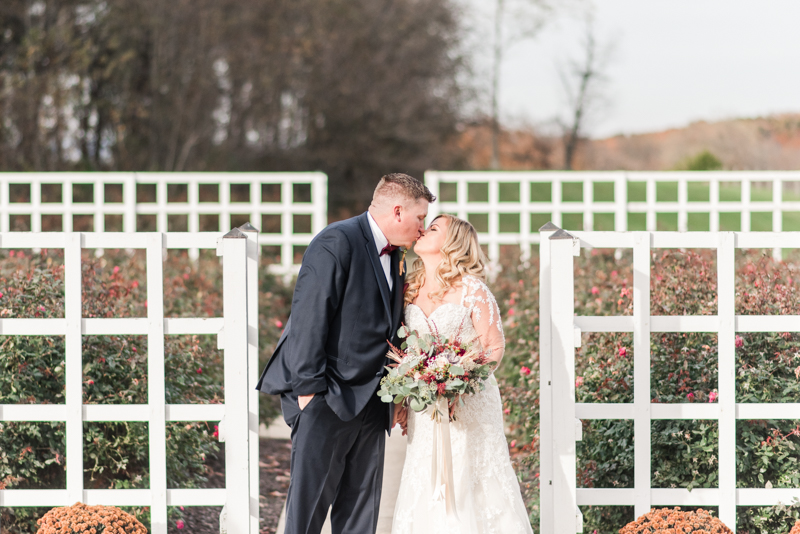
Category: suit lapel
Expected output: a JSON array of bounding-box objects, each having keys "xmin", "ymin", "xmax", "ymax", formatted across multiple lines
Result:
[
  {"xmin": 359, "ymin": 213, "xmax": 392, "ymax": 322},
  {"xmin": 391, "ymin": 249, "xmax": 405, "ymax": 329}
]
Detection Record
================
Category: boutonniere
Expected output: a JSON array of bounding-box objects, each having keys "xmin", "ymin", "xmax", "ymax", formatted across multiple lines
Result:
[{"xmin": 399, "ymin": 248, "xmax": 408, "ymax": 276}]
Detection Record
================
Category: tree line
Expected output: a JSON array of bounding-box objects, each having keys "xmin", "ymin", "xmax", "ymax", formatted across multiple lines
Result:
[{"xmin": 0, "ymin": 0, "xmax": 469, "ymax": 214}]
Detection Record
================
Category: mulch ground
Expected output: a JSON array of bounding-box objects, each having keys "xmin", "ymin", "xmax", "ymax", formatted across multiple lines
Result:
[{"xmin": 169, "ymin": 438, "xmax": 291, "ymax": 534}]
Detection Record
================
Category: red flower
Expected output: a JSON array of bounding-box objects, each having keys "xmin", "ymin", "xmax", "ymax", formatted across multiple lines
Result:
[
  {"xmin": 197, "ymin": 368, "xmax": 203, "ymax": 374},
  {"xmin": 520, "ymin": 366, "xmax": 531, "ymax": 376},
  {"xmin": 735, "ymin": 335, "xmax": 744, "ymax": 348},
  {"xmin": 619, "ymin": 347, "xmax": 627, "ymax": 357},
  {"xmin": 437, "ymin": 383, "xmax": 447, "ymax": 395},
  {"xmin": 176, "ymin": 519, "xmax": 185, "ymax": 529},
  {"xmin": 275, "ymin": 320, "xmax": 283, "ymax": 328},
  {"xmin": 88, "ymin": 380, "xmax": 94, "ymax": 385},
  {"xmin": 591, "ymin": 286, "xmax": 599, "ymax": 295}
]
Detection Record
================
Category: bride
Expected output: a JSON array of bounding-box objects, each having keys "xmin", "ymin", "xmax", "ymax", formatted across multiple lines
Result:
[{"xmin": 392, "ymin": 214, "xmax": 533, "ymax": 533}]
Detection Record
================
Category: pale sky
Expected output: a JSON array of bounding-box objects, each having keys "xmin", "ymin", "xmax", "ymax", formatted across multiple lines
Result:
[{"xmin": 465, "ymin": 0, "xmax": 800, "ymax": 138}]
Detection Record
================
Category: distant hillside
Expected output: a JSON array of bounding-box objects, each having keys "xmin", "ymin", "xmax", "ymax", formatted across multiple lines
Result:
[{"xmin": 455, "ymin": 114, "xmax": 800, "ymax": 171}]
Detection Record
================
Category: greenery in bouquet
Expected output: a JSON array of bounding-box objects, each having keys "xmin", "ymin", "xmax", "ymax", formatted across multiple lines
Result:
[{"xmin": 377, "ymin": 323, "xmax": 496, "ymax": 418}]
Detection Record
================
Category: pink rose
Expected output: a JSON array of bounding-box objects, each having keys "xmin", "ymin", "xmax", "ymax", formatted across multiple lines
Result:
[
  {"xmin": 591, "ymin": 286, "xmax": 599, "ymax": 295},
  {"xmin": 176, "ymin": 519, "xmax": 185, "ymax": 529},
  {"xmin": 687, "ymin": 392, "xmax": 695, "ymax": 400},
  {"xmin": 735, "ymin": 335, "xmax": 744, "ymax": 348},
  {"xmin": 610, "ymin": 271, "xmax": 617, "ymax": 278},
  {"xmin": 619, "ymin": 347, "xmax": 627, "ymax": 357},
  {"xmin": 275, "ymin": 320, "xmax": 283, "ymax": 328},
  {"xmin": 575, "ymin": 376, "xmax": 584, "ymax": 388},
  {"xmin": 709, "ymin": 392, "xmax": 718, "ymax": 403},
  {"xmin": 520, "ymin": 366, "xmax": 531, "ymax": 376},
  {"xmin": 197, "ymin": 368, "xmax": 203, "ymax": 374},
  {"xmin": 508, "ymin": 308, "xmax": 515, "ymax": 316},
  {"xmin": 510, "ymin": 440, "xmax": 517, "ymax": 448},
  {"xmin": 113, "ymin": 265, "xmax": 120, "ymax": 274},
  {"xmin": 504, "ymin": 408, "xmax": 511, "ymax": 415}
]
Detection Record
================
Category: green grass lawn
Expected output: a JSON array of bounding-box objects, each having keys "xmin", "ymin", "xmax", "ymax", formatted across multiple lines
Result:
[{"xmin": 438, "ymin": 180, "xmax": 800, "ymax": 233}]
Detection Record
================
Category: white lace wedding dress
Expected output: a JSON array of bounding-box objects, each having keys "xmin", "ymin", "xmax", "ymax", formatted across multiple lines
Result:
[{"xmin": 392, "ymin": 275, "xmax": 533, "ymax": 534}]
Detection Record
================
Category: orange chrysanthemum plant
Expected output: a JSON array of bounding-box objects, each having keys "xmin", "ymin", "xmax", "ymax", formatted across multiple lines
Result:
[
  {"xmin": 789, "ymin": 519, "xmax": 800, "ymax": 534},
  {"xmin": 619, "ymin": 507, "xmax": 733, "ymax": 534},
  {"xmin": 36, "ymin": 502, "xmax": 147, "ymax": 534}
]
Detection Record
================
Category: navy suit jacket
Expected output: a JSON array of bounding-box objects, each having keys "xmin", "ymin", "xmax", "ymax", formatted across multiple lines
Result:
[{"xmin": 256, "ymin": 212, "xmax": 405, "ymax": 424}]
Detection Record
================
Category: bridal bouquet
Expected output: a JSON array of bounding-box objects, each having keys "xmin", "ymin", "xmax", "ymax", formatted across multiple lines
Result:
[{"xmin": 377, "ymin": 323, "xmax": 496, "ymax": 418}]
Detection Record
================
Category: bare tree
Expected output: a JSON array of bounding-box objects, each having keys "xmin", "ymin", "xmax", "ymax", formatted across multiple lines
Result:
[
  {"xmin": 488, "ymin": 0, "xmax": 553, "ymax": 170},
  {"xmin": 559, "ymin": 17, "xmax": 613, "ymax": 170}
]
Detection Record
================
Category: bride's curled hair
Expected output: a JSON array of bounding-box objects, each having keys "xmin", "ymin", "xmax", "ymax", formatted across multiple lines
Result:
[{"xmin": 404, "ymin": 214, "xmax": 487, "ymax": 305}]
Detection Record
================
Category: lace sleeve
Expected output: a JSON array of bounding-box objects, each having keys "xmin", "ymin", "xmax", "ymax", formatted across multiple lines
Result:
[{"xmin": 461, "ymin": 276, "xmax": 505, "ymax": 364}]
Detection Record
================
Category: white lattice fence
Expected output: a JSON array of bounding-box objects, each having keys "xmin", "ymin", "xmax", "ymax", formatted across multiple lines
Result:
[
  {"xmin": 0, "ymin": 172, "xmax": 327, "ymax": 275},
  {"xmin": 425, "ymin": 170, "xmax": 800, "ymax": 261},
  {"xmin": 539, "ymin": 226, "xmax": 800, "ymax": 533},
  {"xmin": 0, "ymin": 228, "xmax": 261, "ymax": 534}
]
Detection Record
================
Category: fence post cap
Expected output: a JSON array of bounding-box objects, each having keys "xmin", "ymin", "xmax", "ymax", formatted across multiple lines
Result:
[
  {"xmin": 539, "ymin": 221, "xmax": 560, "ymax": 232},
  {"xmin": 549, "ymin": 228, "xmax": 574, "ymax": 240},
  {"xmin": 238, "ymin": 222, "xmax": 259, "ymax": 233},
  {"xmin": 222, "ymin": 228, "xmax": 248, "ymax": 239}
]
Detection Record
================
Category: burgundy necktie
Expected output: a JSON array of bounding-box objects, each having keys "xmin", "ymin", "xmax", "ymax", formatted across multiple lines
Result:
[{"xmin": 380, "ymin": 243, "xmax": 398, "ymax": 257}]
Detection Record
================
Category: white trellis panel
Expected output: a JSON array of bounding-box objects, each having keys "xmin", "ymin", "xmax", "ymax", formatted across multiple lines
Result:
[
  {"xmin": 0, "ymin": 172, "xmax": 326, "ymax": 276},
  {"xmin": 0, "ymin": 229, "xmax": 259, "ymax": 534},
  {"xmin": 540, "ymin": 227, "xmax": 800, "ymax": 533},
  {"xmin": 426, "ymin": 171, "xmax": 800, "ymax": 262}
]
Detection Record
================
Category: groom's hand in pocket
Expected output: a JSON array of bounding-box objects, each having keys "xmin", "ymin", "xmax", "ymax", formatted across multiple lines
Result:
[{"xmin": 298, "ymin": 394, "xmax": 315, "ymax": 410}]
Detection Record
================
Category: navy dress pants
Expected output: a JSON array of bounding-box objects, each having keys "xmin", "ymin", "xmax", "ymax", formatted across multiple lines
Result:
[{"xmin": 280, "ymin": 392, "xmax": 386, "ymax": 534}]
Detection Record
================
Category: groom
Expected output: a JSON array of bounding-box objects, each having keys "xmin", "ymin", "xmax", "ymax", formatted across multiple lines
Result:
[{"xmin": 256, "ymin": 173, "xmax": 435, "ymax": 534}]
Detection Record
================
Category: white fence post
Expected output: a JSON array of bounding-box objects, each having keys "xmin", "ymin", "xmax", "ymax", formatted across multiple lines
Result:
[
  {"xmin": 538, "ymin": 221, "xmax": 559, "ymax": 533},
  {"xmin": 147, "ymin": 233, "xmax": 169, "ymax": 533},
  {"xmin": 238, "ymin": 222, "xmax": 261, "ymax": 534},
  {"xmin": 717, "ymin": 232, "xmax": 736, "ymax": 529},
  {"xmin": 549, "ymin": 227, "xmax": 580, "ymax": 533},
  {"xmin": 65, "ymin": 233, "xmax": 84, "ymax": 505},
  {"xmin": 632, "ymin": 232, "xmax": 652, "ymax": 518},
  {"xmin": 218, "ymin": 228, "xmax": 251, "ymax": 534}
]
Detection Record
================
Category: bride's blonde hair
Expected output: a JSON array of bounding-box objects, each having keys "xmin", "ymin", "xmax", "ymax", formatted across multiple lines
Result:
[{"xmin": 404, "ymin": 214, "xmax": 487, "ymax": 305}]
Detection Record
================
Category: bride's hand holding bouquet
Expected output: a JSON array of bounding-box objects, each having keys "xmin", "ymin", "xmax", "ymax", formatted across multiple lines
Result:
[{"xmin": 377, "ymin": 321, "xmax": 497, "ymax": 421}]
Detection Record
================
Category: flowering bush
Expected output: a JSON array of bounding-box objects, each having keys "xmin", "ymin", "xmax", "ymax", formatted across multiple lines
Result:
[
  {"xmin": 0, "ymin": 249, "xmax": 292, "ymax": 532},
  {"xmin": 491, "ymin": 247, "xmax": 800, "ymax": 533},
  {"xmin": 36, "ymin": 502, "xmax": 146, "ymax": 534},
  {"xmin": 619, "ymin": 507, "xmax": 732, "ymax": 533}
]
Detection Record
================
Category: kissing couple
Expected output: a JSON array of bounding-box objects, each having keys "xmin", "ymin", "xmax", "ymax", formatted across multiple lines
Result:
[{"xmin": 256, "ymin": 174, "xmax": 532, "ymax": 533}]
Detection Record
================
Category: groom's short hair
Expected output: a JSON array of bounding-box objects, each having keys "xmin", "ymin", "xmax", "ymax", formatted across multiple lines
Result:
[{"xmin": 373, "ymin": 173, "xmax": 436, "ymax": 204}]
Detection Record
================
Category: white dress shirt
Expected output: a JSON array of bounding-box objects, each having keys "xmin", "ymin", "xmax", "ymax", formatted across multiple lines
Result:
[{"xmin": 367, "ymin": 211, "xmax": 393, "ymax": 290}]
